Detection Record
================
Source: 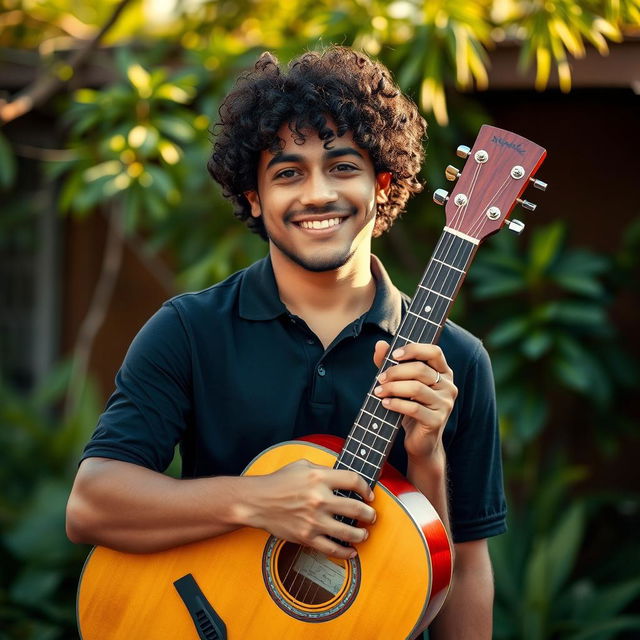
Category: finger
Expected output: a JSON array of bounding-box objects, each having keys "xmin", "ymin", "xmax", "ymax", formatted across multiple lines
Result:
[
  {"xmin": 380, "ymin": 396, "xmax": 446, "ymax": 427},
  {"xmin": 323, "ymin": 519, "xmax": 370, "ymax": 545},
  {"xmin": 373, "ymin": 340, "xmax": 390, "ymax": 369},
  {"xmin": 329, "ymin": 497, "xmax": 377, "ymax": 525},
  {"xmin": 327, "ymin": 470, "xmax": 375, "ymax": 502},
  {"xmin": 310, "ymin": 536, "xmax": 358, "ymax": 560},
  {"xmin": 390, "ymin": 343, "xmax": 451, "ymax": 376},
  {"xmin": 377, "ymin": 361, "xmax": 443, "ymax": 387},
  {"xmin": 374, "ymin": 379, "xmax": 433, "ymax": 404}
]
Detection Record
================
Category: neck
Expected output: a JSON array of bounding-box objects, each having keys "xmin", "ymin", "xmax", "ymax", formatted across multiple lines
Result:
[{"xmin": 270, "ymin": 243, "xmax": 374, "ymax": 314}]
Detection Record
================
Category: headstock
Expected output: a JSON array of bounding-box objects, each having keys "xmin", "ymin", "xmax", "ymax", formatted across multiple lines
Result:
[{"xmin": 433, "ymin": 125, "xmax": 547, "ymax": 242}]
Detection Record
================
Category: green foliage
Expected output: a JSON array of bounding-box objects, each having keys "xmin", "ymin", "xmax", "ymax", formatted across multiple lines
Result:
[
  {"xmin": 467, "ymin": 221, "xmax": 637, "ymax": 451},
  {"xmin": 491, "ymin": 465, "xmax": 640, "ymax": 640},
  {"xmin": 1, "ymin": 0, "xmax": 639, "ymax": 637},
  {"xmin": 0, "ymin": 364, "xmax": 100, "ymax": 639}
]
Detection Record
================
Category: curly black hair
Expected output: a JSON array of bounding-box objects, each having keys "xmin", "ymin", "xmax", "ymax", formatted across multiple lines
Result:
[{"xmin": 207, "ymin": 46, "xmax": 427, "ymax": 240}]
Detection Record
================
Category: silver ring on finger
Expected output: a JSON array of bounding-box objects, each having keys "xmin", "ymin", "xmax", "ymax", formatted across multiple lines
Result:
[{"xmin": 433, "ymin": 371, "xmax": 441, "ymax": 386}]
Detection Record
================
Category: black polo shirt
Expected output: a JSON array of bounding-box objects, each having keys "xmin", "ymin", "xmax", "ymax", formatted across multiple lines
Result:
[{"xmin": 82, "ymin": 255, "xmax": 506, "ymax": 543}]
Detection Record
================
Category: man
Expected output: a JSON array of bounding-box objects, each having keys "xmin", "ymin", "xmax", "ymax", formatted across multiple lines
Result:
[{"xmin": 66, "ymin": 47, "xmax": 506, "ymax": 637}]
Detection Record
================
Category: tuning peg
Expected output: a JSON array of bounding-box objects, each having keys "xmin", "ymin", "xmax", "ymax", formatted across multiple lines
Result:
[
  {"xmin": 517, "ymin": 198, "xmax": 537, "ymax": 212},
  {"xmin": 445, "ymin": 165, "xmax": 460, "ymax": 181},
  {"xmin": 456, "ymin": 145, "xmax": 471, "ymax": 159},
  {"xmin": 529, "ymin": 177, "xmax": 548, "ymax": 191},
  {"xmin": 433, "ymin": 188, "xmax": 449, "ymax": 205},
  {"xmin": 506, "ymin": 219, "xmax": 525, "ymax": 234}
]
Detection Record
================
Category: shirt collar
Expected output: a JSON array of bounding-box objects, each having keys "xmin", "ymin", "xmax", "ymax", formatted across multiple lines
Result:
[
  {"xmin": 363, "ymin": 254, "xmax": 404, "ymax": 335},
  {"xmin": 238, "ymin": 256, "xmax": 287, "ymax": 320},
  {"xmin": 238, "ymin": 254, "xmax": 404, "ymax": 335}
]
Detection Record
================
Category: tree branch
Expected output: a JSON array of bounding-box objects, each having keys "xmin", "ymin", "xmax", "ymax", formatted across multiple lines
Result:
[
  {"xmin": 0, "ymin": 0, "xmax": 133, "ymax": 125},
  {"xmin": 64, "ymin": 203, "xmax": 125, "ymax": 419}
]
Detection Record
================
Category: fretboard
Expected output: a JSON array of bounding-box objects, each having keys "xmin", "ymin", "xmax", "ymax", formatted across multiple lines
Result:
[{"xmin": 334, "ymin": 228, "xmax": 479, "ymax": 491}]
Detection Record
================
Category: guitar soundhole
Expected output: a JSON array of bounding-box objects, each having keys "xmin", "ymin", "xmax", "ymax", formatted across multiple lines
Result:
[{"xmin": 262, "ymin": 537, "xmax": 360, "ymax": 621}]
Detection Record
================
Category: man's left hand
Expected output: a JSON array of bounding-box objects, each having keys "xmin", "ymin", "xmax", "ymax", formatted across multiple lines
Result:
[{"xmin": 373, "ymin": 340, "xmax": 457, "ymax": 461}]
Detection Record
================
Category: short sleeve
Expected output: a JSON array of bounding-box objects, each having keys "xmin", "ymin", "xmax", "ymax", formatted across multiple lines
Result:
[
  {"xmin": 80, "ymin": 302, "xmax": 192, "ymax": 472},
  {"xmin": 447, "ymin": 343, "xmax": 507, "ymax": 542}
]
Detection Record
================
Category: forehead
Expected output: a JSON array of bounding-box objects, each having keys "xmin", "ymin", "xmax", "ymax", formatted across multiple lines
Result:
[{"xmin": 258, "ymin": 122, "xmax": 370, "ymax": 169}]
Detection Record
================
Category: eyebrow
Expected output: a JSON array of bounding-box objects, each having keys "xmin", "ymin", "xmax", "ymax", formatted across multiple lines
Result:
[{"xmin": 265, "ymin": 147, "xmax": 364, "ymax": 170}]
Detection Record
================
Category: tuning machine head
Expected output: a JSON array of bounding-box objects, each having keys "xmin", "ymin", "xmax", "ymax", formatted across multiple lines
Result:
[
  {"xmin": 506, "ymin": 219, "xmax": 525, "ymax": 234},
  {"xmin": 517, "ymin": 198, "xmax": 537, "ymax": 212},
  {"xmin": 456, "ymin": 145, "xmax": 471, "ymax": 159},
  {"xmin": 530, "ymin": 177, "xmax": 548, "ymax": 191},
  {"xmin": 433, "ymin": 188, "xmax": 449, "ymax": 206},
  {"xmin": 445, "ymin": 165, "xmax": 460, "ymax": 181}
]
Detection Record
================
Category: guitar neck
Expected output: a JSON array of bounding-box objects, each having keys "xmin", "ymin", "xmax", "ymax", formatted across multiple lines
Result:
[{"xmin": 334, "ymin": 228, "xmax": 480, "ymax": 488}]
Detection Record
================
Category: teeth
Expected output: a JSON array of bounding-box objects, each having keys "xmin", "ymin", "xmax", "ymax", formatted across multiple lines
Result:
[{"xmin": 299, "ymin": 218, "xmax": 342, "ymax": 230}]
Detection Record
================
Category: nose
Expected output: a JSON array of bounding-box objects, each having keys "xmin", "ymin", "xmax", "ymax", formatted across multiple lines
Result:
[{"xmin": 299, "ymin": 171, "xmax": 338, "ymax": 208}]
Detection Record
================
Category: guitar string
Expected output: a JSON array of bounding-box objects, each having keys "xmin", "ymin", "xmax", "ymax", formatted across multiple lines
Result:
[
  {"xmin": 341, "ymin": 160, "xmax": 486, "ymax": 486},
  {"xmin": 347, "ymin": 160, "xmax": 517, "ymax": 471},
  {"xmin": 285, "ymin": 157, "xmax": 516, "ymax": 606},
  {"xmin": 289, "ymin": 182, "xmax": 481, "ymax": 605},
  {"xmin": 337, "ymin": 159, "xmax": 519, "ymax": 519},
  {"xmin": 291, "ymin": 159, "xmax": 494, "ymax": 606}
]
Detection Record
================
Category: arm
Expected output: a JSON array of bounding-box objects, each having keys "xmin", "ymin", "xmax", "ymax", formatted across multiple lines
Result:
[
  {"xmin": 372, "ymin": 340, "xmax": 456, "ymax": 531},
  {"xmin": 430, "ymin": 539, "xmax": 494, "ymax": 639},
  {"xmin": 373, "ymin": 340, "xmax": 501, "ymax": 638},
  {"xmin": 66, "ymin": 456, "xmax": 376, "ymax": 559}
]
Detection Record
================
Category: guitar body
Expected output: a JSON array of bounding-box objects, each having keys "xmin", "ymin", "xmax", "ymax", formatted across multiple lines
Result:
[{"xmin": 77, "ymin": 436, "xmax": 452, "ymax": 640}]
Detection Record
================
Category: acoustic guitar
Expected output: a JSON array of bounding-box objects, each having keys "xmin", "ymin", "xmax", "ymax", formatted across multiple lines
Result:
[{"xmin": 76, "ymin": 125, "xmax": 547, "ymax": 639}]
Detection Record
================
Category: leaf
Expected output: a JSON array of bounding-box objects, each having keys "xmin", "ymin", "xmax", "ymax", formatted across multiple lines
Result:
[
  {"xmin": 487, "ymin": 317, "xmax": 530, "ymax": 348},
  {"xmin": 566, "ymin": 615, "xmax": 640, "ymax": 640},
  {"xmin": 581, "ymin": 578, "xmax": 640, "ymax": 624},
  {"xmin": 3, "ymin": 480, "xmax": 75, "ymax": 564},
  {"xmin": 472, "ymin": 275, "xmax": 527, "ymax": 299},
  {"xmin": 0, "ymin": 130, "xmax": 17, "ymax": 189},
  {"xmin": 530, "ymin": 221, "xmax": 565, "ymax": 274},
  {"xmin": 9, "ymin": 567, "xmax": 62, "ymax": 607},
  {"xmin": 155, "ymin": 115, "xmax": 196, "ymax": 143},
  {"xmin": 521, "ymin": 331, "xmax": 552, "ymax": 359},
  {"xmin": 546, "ymin": 502, "xmax": 586, "ymax": 598}
]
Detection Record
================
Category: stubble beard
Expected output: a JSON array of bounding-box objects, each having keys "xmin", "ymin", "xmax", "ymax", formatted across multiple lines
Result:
[
  {"xmin": 267, "ymin": 230, "xmax": 356, "ymax": 273},
  {"xmin": 262, "ymin": 205, "xmax": 361, "ymax": 273}
]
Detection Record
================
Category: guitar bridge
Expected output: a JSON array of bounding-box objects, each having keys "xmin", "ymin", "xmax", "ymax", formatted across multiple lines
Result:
[{"xmin": 174, "ymin": 573, "xmax": 227, "ymax": 640}]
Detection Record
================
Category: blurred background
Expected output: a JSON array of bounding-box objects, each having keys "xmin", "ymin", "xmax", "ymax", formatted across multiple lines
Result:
[{"xmin": 1, "ymin": 0, "xmax": 639, "ymax": 638}]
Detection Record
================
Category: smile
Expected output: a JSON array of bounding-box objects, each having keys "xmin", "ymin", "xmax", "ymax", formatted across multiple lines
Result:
[{"xmin": 296, "ymin": 217, "xmax": 345, "ymax": 230}]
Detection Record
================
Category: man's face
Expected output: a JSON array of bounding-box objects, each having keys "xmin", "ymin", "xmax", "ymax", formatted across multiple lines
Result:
[{"xmin": 245, "ymin": 122, "xmax": 388, "ymax": 273}]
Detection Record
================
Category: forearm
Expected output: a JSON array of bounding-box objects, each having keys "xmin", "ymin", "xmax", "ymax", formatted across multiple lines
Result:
[
  {"xmin": 430, "ymin": 539, "xmax": 494, "ymax": 639},
  {"xmin": 406, "ymin": 446, "xmax": 450, "ymax": 533},
  {"xmin": 66, "ymin": 456, "xmax": 376, "ymax": 559},
  {"xmin": 66, "ymin": 457, "xmax": 256, "ymax": 553}
]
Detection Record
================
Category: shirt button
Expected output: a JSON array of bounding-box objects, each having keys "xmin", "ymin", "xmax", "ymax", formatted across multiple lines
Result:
[
  {"xmin": 317, "ymin": 365, "xmax": 326, "ymax": 376},
  {"xmin": 306, "ymin": 338, "xmax": 314, "ymax": 345}
]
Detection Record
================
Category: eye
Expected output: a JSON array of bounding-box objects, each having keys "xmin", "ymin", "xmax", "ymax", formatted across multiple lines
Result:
[
  {"xmin": 274, "ymin": 168, "xmax": 299, "ymax": 180},
  {"xmin": 332, "ymin": 163, "xmax": 358, "ymax": 173}
]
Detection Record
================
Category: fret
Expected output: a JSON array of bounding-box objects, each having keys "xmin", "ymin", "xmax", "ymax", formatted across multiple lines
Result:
[
  {"xmin": 416, "ymin": 284, "xmax": 453, "ymax": 301},
  {"xmin": 432, "ymin": 258, "xmax": 464, "ymax": 273},
  {"xmin": 351, "ymin": 422, "xmax": 394, "ymax": 444},
  {"xmin": 405, "ymin": 311, "xmax": 441, "ymax": 328},
  {"xmin": 334, "ymin": 489, "xmax": 362, "ymax": 501},
  {"xmin": 341, "ymin": 442, "xmax": 384, "ymax": 466},
  {"xmin": 339, "ymin": 450, "xmax": 382, "ymax": 475},
  {"xmin": 360, "ymin": 408, "xmax": 398, "ymax": 429},
  {"xmin": 336, "ymin": 459, "xmax": 376, "ymax": 483}
]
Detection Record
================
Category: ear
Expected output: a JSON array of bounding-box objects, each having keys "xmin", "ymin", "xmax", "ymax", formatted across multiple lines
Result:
[
  {"xmin": 375, "ymin": 172, "xmax": 392, "ymax": 204},
  {"xmin": 244, "ymin": 191, "xmax": 262, "ymax": 218}
]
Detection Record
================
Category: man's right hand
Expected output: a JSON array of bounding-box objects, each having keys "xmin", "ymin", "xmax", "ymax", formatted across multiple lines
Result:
[{"xmin": 240, "ymin": 459, "xmax": 377, "ymax": 559}]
